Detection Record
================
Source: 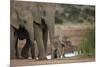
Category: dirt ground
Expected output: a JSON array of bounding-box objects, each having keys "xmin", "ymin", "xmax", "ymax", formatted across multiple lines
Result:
[{"xmin": 10, "ymin": 56, "xmax": 95, "ymax": 66}]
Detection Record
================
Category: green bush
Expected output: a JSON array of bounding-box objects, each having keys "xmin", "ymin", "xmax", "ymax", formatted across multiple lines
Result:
[
  {"xmin": 55, "ymin": 16, "xmax": 63, "ymax": 24},
  {"xmin": 55, "ymin": 4, "xmax": 95, "ymax": 24},
  {"xmin": 76, "ymin": 28, "xmax": 95, "ymax": 56},
  {"xmin": 77, "ymin": 18, "xmax": 84, "ymax": 23}
]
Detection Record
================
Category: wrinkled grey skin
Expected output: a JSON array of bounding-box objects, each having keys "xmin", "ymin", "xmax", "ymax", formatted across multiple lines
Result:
[{"xmin": 11, "ymin": 1, "xmax": 56, "ymax": 60}]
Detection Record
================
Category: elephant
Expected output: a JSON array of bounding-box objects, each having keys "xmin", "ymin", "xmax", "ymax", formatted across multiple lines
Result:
[
  {"xmin": 11, "ymin": 1, "xmax": 36, "ymax": 59},
  {"xmin": 11, "ymin": 1, "xmax": 56, "ymax": 60},
  {"xmin": 51, "ymin": 35, "xmax": 63, "ymax": 59}
]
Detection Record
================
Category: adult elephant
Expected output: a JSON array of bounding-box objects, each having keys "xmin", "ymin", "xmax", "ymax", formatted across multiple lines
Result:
[
  {"xmin": 11, "ymin": 1, "xmax": 56, "ymax": 60},
  {"xmin": 11, "ymin": 1, "xmax": 36, "ymax": 59},
  {"xmin": 37, "ymin": 3, "xmax": 56, "ymax": 57}
]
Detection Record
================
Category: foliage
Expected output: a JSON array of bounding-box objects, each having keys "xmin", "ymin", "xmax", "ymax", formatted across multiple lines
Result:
[
  {"xmin": 55, "ymin": 11, "xmax": 63, "ymax": 24},
  {"xmin": 55, "ymin": 4, "xmax": 95, "ymax": 24},
  {"xmin": 76, "ymin": 28, "xmax": 95, "ymax": 56}
]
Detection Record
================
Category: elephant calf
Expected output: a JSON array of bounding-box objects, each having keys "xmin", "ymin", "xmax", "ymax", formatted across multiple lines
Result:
[
  {"xmin": 51, "ymin": 36, "xmax": 74, "ymax": 59},
  {"xmin": 62, "ymin": 36, "xmax": 75, "ymax": 53},
  {"xmin": 51, "ymin": 36, "xmax": 63, "ymax": 59}
]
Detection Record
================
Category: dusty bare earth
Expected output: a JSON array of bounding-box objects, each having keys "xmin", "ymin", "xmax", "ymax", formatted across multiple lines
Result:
[{"xmin": 11, "ymin": 56, "xmax": 95, "ymax": 66}]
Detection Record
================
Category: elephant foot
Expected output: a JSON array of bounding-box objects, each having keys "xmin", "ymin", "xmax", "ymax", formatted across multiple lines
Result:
[
  {"xmin": 38, "ymin": 57, "xmax": 47, "ymax": 60},
  {"xmin": 34, "ymin": 57, "xmax": 38, "ymax": 60},
  {"xmin": 31, "ymin": 56, "xmax": 35, "ymax": 59},
  {"xmin": 33, "ymin": 57, "xmax": 47, "ymax": 61}
]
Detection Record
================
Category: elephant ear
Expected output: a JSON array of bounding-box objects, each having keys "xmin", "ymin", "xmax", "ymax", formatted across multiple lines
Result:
[{"xmin": 11, "ymin": 24, "xmax": 18, "ymax": 37}]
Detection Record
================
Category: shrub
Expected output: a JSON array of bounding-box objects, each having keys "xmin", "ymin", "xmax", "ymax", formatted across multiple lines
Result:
[
  {"xmin": 76, "ymin": 28, "xmax": 95, "ymax": 56},
  {"xmin": 55, "ymin": 16, "xmax": 63, "ymax": 24}
]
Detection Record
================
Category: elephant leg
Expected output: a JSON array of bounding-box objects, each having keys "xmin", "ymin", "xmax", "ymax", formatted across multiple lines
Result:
[
  {"xmin": 21, "ymin": 35, "xmax": 35, "ymax": 59},
  {"xmin": 54, "ymin": 49, "xmax": 58, "ymax": 58},
  {"xmin": 21, "ymin": 39, "xmax": 30, "ymax": 59},
  {"xmin": 34, "ymin": 22, "xmax": 46, "ymax": 60},
  {"xmin": 34, "ymin": 40, "xmax": 39, "ymax": 59},
  {"xmin": 48, "ymin": 25, "xmax": 55, "ymax": 59},
  {"xmin": 25, "ymin": 23, "xmax": 35, "ymax": 59},
  {"xmin": 41, "ymin": 19, "xmax": 48, "ymax": 54},
  {"xmin": 51, "ymin": 47, "xmax": 56, "ymax": 59},
  {"xmin": 45, "ymin": 14, "xmax": 55, "ymax": 59},
  {"xmin": 15, "ymin": 37, "xmax": 19, "ymax": 59},
  {"xmin": 62, "ymin": 47, "xmax": 65, "ymax": 58},
  {"xmin": 52, "ymin": 48, "xmax": 61, "ymax": 59},
  {"xmin": 43, "ymin": 29, "xmax": 48, "ymax": 55},
  {"xmin": 30, "ymin": 39, "xmax": 35, "ymax": 59},
  {"xmin": 57, "ymin": 48, "xmax": 61, "ymax": 59}
]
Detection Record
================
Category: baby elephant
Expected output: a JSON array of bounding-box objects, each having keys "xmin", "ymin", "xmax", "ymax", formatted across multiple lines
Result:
[{"xmin": 51, "ymin": 36, "xmax": 63, "ymax": 59}]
